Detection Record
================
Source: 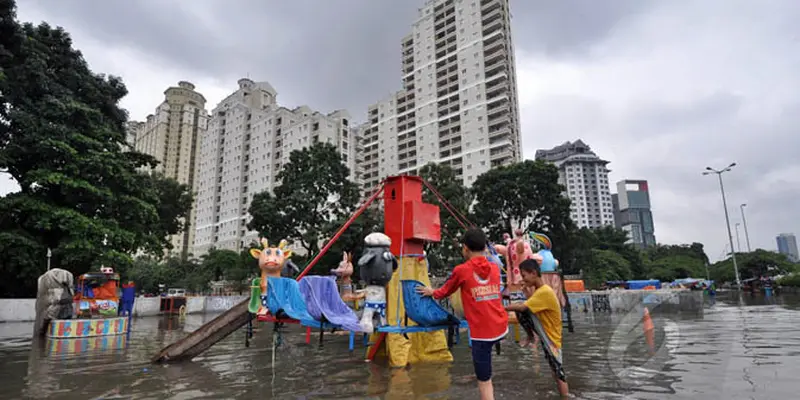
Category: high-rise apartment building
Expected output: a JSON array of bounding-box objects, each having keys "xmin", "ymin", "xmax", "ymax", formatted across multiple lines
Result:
[
  {"xmin": 131, "ymin": 81, "xmax": 209, "ymax": 258},
  {"xmin": 360, "ymin": 0, "xmax": 522, "ymax": 193},
  {"xmin": 612, "ymin": 180, "xmax": 656, "ymax": 248},
  {"xmin": 535, "ymin": 140, "xmax": 614, "ymax": 228},
  {"xmin": 776, "ymin": 233, "xmax": 798, "ymax": 262},
  {"xmin": 192, "ymin": 78, "xmax": 358, "ymax": 255},
  {"xmin": 125, "ymin": 121, "xmax": 144, "ymax": 149}
]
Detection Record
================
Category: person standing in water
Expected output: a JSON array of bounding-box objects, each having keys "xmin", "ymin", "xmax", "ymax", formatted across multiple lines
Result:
[
  {"xmin": 418, "ymin": 228, "xmax": 508, "ymax": 400},
  {"xmin": 505, "ymin": 259, "xmax": 569, "ymax": 397}
]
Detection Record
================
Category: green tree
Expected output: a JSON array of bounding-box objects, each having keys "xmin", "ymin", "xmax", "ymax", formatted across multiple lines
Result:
[
  {"xmin": 472, "ymin": 160, "xmax": 571, "ymax": 239},
  {"xmin": 123, "ymin": 255, "xmax": 189, "ymax": 294},
  {"xmin": 150, "ymin": 173, "xmax": 194, "ymax": 258},
  {"xmin": 471, "ymin": 160, "xmax": 574, "ymax": 275},
  {"xmin": 643, "ymin": 243, "xmax": 710, "ymax": 281},
  {"xmin": 0, "ymin": 4, "xmax": 192, "ymax": 296},
  {"xmin": 709, "ymin": 249, "xmax": 796, "ymax": 283},
  {"xmin": 419, "ymin": 162, "xmax": 473, "ymax": 272},
  {"xmin": 321, "ymin": 207, "xmax": 384, "ymax": 277},
  {"xmin": 165, "ymin": 256, "xmax": 207, "ymax": 294},
  {"xmin": 584, "ymin": 249, "xmax": 632, "ymax": 287},
  {"xmin": 646, "ymin": 255, "xmax": 707, "ymax": 281},
  {"xmin": 239, "ymin": 246, "xmax": 260, "ymax": 278},
  {"xmin": 200, "ymin": 248, "xmax": 250, "ymax": 293},
  {"xmin": 248, "ymin": 142, "xmax": 360, "ymax": 255}
]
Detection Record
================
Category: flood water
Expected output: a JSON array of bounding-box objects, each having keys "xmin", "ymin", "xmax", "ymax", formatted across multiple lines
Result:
[{"xmin": 1, "ymin": 293, "xmax": 798, "ymax": 399}]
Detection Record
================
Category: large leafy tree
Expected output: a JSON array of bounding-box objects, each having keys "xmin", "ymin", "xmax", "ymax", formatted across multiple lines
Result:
[
  {"xmin": 709, "ymin": 249, "xmax": 797, "ymax": 283},
  {"xmin": 584, "ymin": 249, "xmax": 633, "ymax": 287},
  {"xmin": 150, "ymin": 172, "xmax": 194, "ymax": 257},
  {"xmin": 643, "ymin": 243, "xmax": 710, "ymax": 281},
  {"xmin": 472, "ymin": 160, "xmax": 572, "ymax": 239},
  {"xmin": 248, "ymin": 142, "xmax": 360, "ymax": 257},
  {"xmin": 419, "ymin": 162, "xmax": 473, "ymax": 272},
  {"xmin": 471, "ymin": 160, "xmax": 574, "ymax": 272},
  {"xmin": 0, "ymin": 3, "xmax": 192, "ymax": 296}
]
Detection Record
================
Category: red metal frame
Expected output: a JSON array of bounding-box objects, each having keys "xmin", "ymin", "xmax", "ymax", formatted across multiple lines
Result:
[{"xmin": 295, "ymin": 180, "xmax": 387, "ymax": 280}]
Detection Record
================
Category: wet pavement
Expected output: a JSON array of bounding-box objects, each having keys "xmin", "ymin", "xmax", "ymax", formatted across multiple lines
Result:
[{"xmin": 0, "ymin": 292, "xmax": 797, "ymax": 399}]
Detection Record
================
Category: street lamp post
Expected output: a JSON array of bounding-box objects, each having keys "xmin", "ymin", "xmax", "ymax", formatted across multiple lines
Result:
[
  {"xmin": 735, "ymin": 223, "xmax": 742, "ymax": 252},
  {"xmin": 703, "ymin": 163, "xmax": 741, "ymax": 288},
  {"xmin": 740, "ymin": 203, "xmax": 752, "ymax": 252},
  {"xmin": 46, "ymin": 248, "xmax": 52, "ymax": 271}
]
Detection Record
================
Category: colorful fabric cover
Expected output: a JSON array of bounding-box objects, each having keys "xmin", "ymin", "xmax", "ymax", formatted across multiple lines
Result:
[{"xmin": 298, "ymin": 276, "xmax": 364, "ymax": 332}]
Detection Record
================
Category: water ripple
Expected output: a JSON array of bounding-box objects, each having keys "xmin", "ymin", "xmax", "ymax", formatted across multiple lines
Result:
[{"xmin": 0, "ymin": 293, "xmax": 798, "ymax": 399}]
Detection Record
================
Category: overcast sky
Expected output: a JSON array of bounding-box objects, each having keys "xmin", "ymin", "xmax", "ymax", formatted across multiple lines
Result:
[{"xmin": 6, "ymin": 0, "xmax": 799, "ymax": 261}]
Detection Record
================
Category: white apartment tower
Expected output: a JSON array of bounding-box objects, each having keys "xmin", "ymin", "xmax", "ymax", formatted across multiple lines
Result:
[
  {"xmin": 132, "ymin": 81, "xmax": 209, "ymax": 257},
  {"xmin": 124, "ymin": 121, "xmax": 144, "ymax": 149},
  {"xmin": 535, "ymin": 140, "xmax": 615, "ymax": 229},
  {"xmin": 192, "ymin": 78, "xmax": 358, "ymax": 255},
  {"xmin": 361, "ymin": 0, "xmax": 522, "ymax": 192}
]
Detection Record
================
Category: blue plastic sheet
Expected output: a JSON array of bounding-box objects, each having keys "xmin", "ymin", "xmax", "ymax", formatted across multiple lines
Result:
[
  {"xmin": 626, "ymin": 280, "xmax": 662, "ymax": 290},
  {"xmin": 400, "ymin": 280, "xmax": 461, "ymax": 327},
  {"xmin": 298, "ymin": 276, "xmax": 364, "ymax": 332},
  {"xmin": 265, "ymin": 277, "xmax": 317, "ymax": 326}
]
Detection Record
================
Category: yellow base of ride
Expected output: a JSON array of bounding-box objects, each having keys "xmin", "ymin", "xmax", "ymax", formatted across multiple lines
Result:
[{"xmin": 366, "ymin": 257, "xmax": 453, "ymax": 367}]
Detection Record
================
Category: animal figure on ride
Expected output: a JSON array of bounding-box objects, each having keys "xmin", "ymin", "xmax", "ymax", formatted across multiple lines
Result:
[
  {"xmin": 494, "ymin": 229, "xmax": 535, "ymax": 298},
  {"xmin": 530, "ymin": 232, "xmax": 566, "ymax": 307},
  {"xmin": 331, "ymin": 252, "xmax": 355, "ymax": 296},
  {"xmin": 357, "ymin": 232, "xmax": 398, "ymax": 332},
  {"xmin": 249, "ymin": 238, "xmax": 293, "ymax": 316}
]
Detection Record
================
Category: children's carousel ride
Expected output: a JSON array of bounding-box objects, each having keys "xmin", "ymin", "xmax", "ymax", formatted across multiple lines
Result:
[
  {"xmin": 34, "ymin": 266, "xmax": 131, "ymax": 343},
  {"xmin": 152, "ymin": 174, "xmax": 570, "ymax": 366},
  {"xmin": 236, "ymin": 176, "xmax": 473, "ymax": 366}
]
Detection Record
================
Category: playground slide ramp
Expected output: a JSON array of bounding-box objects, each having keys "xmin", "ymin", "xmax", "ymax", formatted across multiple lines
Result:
[{"xmin": 151, "ymin": 299, "xmax": 252, "ymax": 364}]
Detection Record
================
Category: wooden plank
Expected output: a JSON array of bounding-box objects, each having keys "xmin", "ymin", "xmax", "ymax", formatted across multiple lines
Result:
[{"xmin": 151, "ymin": 299, "xmax": 253, "ymax": 364}]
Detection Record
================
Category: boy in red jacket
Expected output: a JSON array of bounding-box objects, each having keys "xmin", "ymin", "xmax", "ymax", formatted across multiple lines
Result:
[{"xmin": 418, "ymin": 228, "xmax": 508, "ymax": 400}]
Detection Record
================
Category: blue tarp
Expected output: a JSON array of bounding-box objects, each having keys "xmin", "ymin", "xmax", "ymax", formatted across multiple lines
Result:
[
  {"xmin": 485, "ymin": 244, "xmax": 504, "ymax": 270},
  {"xmin": 627, "ymin": 280, "xmax": 662, "ymax": 290},
  {"xmin": 264, "ymin": 277, "xmax": 318, "ymax": 326},
  {"xmin": 671, "ymin": 278, "xmax": 700, "ymax": 287},
  {"xmin": 298, "ymin": 276, "xmax": 364, "ymax": 332},
  {"xmin": 400, "ymin": 280, "xmax": 461, "ymax": 327}
]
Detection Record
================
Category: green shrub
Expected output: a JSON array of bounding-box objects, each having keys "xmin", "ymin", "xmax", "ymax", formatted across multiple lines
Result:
[{"xmin": 777, "ymin": 273, "xmax": 800, "ymax": 287}]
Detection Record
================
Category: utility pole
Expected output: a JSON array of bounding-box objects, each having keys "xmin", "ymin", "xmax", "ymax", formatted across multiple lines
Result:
[
  {"xmin": 735, "ymin": 223, "xmax": 742, "ymax": 253},
  {"xmin": 703, "ymin": 163, "xmax": 741, "ymax": 288},
  {"xmin": 740, "ymin": 203, "xmax": 752, "ymax": 252}
]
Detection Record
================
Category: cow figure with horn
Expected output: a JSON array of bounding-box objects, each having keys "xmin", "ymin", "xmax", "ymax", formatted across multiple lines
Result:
[
  {"xmin": 249, "ymin": 238, "xmax": 293, "ymax": 317},
  {"xmin": 357, "ymin": 232, "xmax": 398, "ymax": 332}
]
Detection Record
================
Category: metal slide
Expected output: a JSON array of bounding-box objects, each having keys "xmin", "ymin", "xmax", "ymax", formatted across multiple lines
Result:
[{"xmin": 151, "ymin": 299, "xmax": 252, "ymax": 363}]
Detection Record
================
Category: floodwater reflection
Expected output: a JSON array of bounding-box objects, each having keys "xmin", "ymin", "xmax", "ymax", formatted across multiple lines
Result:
[{"xmin": 0, "ymin": 292, "xmax": 798, "ymax": 399}]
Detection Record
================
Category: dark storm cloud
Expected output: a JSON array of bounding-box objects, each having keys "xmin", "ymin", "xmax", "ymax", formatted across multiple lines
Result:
[
  {"xmin": 509, "ymin": 0, "xmax": 653, "ymax": 58},
  {"xmin": 13, "ymin": 0, "xmax": 800, "ymax": 257},
  {"xmin": 24, "ymin": 0, "xmax": 419, "ymax": 115},
  {"xmin": 22, "ymin": 0, "xmax": 651, "ymax": 113}
]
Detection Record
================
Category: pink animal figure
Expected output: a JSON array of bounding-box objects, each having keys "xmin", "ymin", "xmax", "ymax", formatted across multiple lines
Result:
[
  {"xmin": 494, "ymin": 229, "xmax": 534, "ymax": 287},
  {"xmin": 331, "ymin": 252, "xmax": 354, "ymax": 287}
]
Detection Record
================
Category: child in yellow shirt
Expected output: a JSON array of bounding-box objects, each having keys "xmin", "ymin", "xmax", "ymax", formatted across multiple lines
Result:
[{"xmin": 505, "ymin": 259, "xmax": 569, "ymax": 397}]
